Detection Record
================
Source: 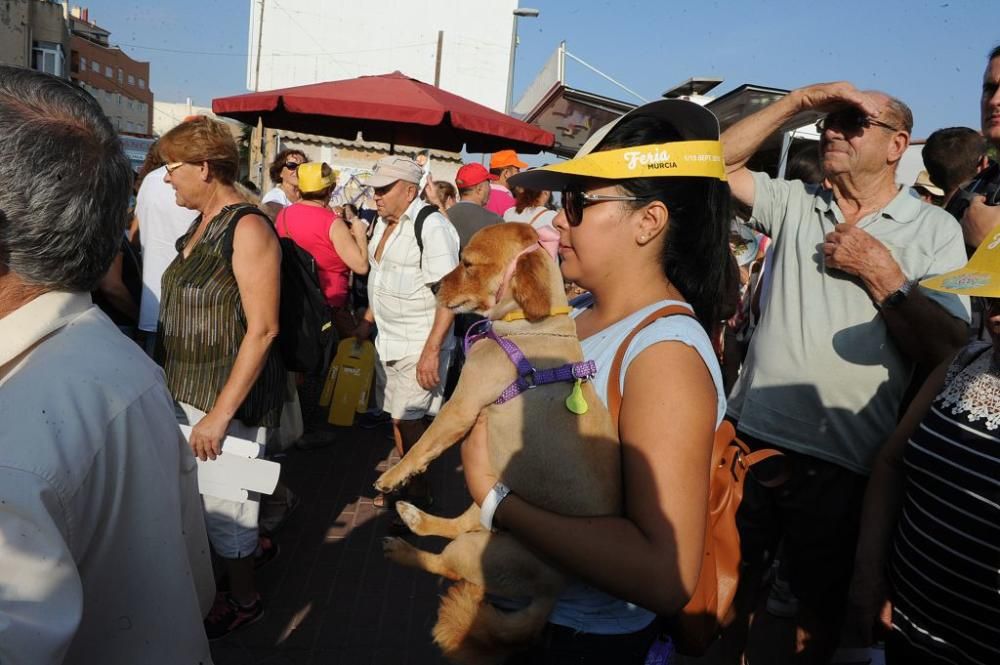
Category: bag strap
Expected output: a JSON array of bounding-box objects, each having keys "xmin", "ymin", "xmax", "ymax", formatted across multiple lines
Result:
[
  {"xmin": 221, "ymin": 204, "xmax": 269, "ymax": 263},
  {"xmin": 528, "ymin": 208, "xmax": 549, "ymax": 226},
  {"xmin": 277, "ymin": 206, "xmax": 294, "ymax": 244},
  {"xmin": 413, "ymin": 204, "xmax": 440, "ymax": 269},
  {"xmin": 607, "ymin": 304, "xmax": 698, "ymax": 429}
]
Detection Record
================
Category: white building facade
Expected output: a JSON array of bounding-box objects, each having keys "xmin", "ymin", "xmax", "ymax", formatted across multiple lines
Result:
[{"xmin": 246, "ymin": 0, "xmax": 517, "ymax": 112}]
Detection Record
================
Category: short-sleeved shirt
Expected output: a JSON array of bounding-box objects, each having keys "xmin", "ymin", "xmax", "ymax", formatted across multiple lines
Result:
[
  {"xmin": 445, "ymin": 201, "xmax": 502, "ymax": 250},
  {"xmin": 727, "ymin": 172, "xmax": 971, "ymax": 474},
  {"xmin": 367, "ymin": 197, "xmax": 460, "ymax": 361},
  {"xmin": 135, "ymin": 165, "xmax": 198, "ymax": 332},
  {"xmin": 261, "ymin": 186, "xmax": 292, "ymax": 208},
  {"xmin": 486, "ymin": 183, "xmax": 516, "ymax": 217},
  {"xmin": 0, "ymin": 291, "xmax": 214, "ymax": 664}
]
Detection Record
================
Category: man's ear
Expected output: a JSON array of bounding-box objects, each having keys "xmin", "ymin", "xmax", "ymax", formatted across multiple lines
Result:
[
  {"xmin": 888, "ymin": 131, "xmax": 910, "ymax": 163},
  {"xmin": 510, "ymin": 250, "xmax": 551, "ymax": 321}
]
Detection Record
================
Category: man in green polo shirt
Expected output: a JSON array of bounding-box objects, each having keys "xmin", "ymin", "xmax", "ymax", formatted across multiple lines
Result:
[{"xmin": 720, "ymin": 82, "xmax": 970, "ymax": 664}]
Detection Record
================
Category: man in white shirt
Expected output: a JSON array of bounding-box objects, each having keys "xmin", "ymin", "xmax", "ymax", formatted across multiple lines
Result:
[
  {"xmin": 134, "ymin": 163, "xmax": 197, "ymax": 354},
  {"xmin": 0, "ymin": 66, "xmax": 214, "ymax": 664},
  {"xmin": 355, "ymin": 156, "xmax": 460, "ymax": 507}
]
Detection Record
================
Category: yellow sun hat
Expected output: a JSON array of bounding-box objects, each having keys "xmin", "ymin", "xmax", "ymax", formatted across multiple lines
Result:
[
  {"xmin": 921, "ymin": 230, "xmax": 1000, "ymax": 297},
  {"xmin": 508, "ymin": 99, "xmax": 726, "ymax": 192},
  {"xmin": 297, "ymin": 162, "xmax": 337, "ymax": 194}
]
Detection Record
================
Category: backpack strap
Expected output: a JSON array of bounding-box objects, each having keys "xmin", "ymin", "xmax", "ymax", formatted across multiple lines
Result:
[
  {"xmin": 607, "ymin": 305, "xmax": 699, "ymax": 430},
  {"xmin": 528, "ymin": 208, "xmax": 550, "ymax": 227},
  {"xmin": 221, "ymin": 204, "xmax": 270, "ymax": 263},
  {"xmin": 413, "ymin": 204, "xmax": 440, "ymax": 269}
]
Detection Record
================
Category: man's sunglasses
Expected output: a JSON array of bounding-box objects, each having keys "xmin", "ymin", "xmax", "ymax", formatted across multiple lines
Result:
[
  {"xmin": 815, "ymin": 111, "xmax": 902, "ymax": 134},
  {"xmin": 284, "ymin": 161, "xmax": 302, "ymax": 171},
  {"xmin": 562, "ymin": 189, "xmax": 648, "ymax": 226}
]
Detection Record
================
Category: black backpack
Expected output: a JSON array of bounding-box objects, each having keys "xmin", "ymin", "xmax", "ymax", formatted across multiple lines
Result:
[{"xmin": 223, "ymin": 205, "xmax": 335, "ymax": 374}]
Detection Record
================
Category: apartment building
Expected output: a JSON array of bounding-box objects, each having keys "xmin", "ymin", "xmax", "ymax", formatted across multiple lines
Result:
[{"xmin": 69, "ymin": 7, "xmax": 153, "ymax": 136}]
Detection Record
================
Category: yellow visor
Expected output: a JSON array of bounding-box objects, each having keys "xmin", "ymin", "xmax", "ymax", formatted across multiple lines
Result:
[
  {"xmin": 922, "ymin": 230, "xmax": 1000, "ymax": 297},
  {"xmin": 540, "ymin": 141, "xmax": 727, "ymax": 182}
]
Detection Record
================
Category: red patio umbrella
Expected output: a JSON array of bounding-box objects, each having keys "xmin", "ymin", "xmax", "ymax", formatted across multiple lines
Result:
[{"xmin": 212, "ymin": 71, "xmax": 554, "ymax": 154}]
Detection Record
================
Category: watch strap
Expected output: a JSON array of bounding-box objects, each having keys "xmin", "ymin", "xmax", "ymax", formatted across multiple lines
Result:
[
  {"xmin": 479, "ymin": 481, "xmax": 512, "ymax": 531},
  {"xmin": 879, "ymin": 278, "xmax": 916, "ymax": 310}
]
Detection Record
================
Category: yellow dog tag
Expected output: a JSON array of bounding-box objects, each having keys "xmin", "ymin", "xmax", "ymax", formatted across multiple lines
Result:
[{"xmin": 565, "ymin": 379, "xmax": 588, "ymax": 415}]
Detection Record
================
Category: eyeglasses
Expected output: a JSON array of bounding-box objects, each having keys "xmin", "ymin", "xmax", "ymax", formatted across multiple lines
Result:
[
  {"xmin": 562, "ymin": 189, "xmax": 648, "ymax": 227},
  {"xmin": 815, "ymin": 111, "xmax": 902, "ymax": 135},
  {"xmin": 372, "ymin": 181, "xmax": 399, "ymax": 197},
  {"xmin": 165, "ymin": 161, "xmax": 185, "ymax": 175},
  {"xmin": 284, "ymin": 161, "xmax": 302, "ymax": 171}
]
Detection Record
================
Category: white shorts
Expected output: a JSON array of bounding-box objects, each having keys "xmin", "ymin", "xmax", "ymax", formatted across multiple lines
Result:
[
  {"xmin": 175, "ymin": 401, "xmax": 269, "ymax": 559},
  {"xmin": 376, "ymin": 347, "xmax": 452, "ymax": 421}
]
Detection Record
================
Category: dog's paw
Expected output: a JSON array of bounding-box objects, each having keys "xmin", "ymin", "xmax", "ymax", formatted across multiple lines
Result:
[
  {"xmin": 395, "ymin": 501, "xmax": 425, "ymax": 534},
  {"xmin": 382, "ymin": 536, "xmax": 416, "ymax": 564},
  {"xmin": 374, "ymin": 468, "xmax": 405, "ymax": 494}
]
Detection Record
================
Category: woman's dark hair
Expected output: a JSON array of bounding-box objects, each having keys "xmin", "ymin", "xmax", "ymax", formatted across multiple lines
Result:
[
  {"xmin": 596, "ymin": 114, "xmax": 733, "ymax": 331},
  {"xmin": 513, "ymin": 185, "xmax": 544, "ymax": 213},
  {"xmin": 786, "ymin": 148, "xmax": 824, "ymax": 185},
  {"xmin": 268, "ymin": 148, "xmax": 307, "ymax": 185},
  {"xmin": 343, "ymin": 203, "xmax": 358, "ymax": 218}
]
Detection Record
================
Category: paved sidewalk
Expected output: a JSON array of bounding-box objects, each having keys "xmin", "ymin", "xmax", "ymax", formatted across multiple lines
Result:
[
  {"xmin": 206, "ymin": 418, "xmax": 798, "ymax": 665},
  {"xmin": 210, "ymin": 419, "xmax": 468, "ymax": 665}
]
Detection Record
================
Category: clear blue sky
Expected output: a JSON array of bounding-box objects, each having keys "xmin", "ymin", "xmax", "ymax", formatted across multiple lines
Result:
[{"xmin": 92, "ymin": 0, "xmax": 998, "ymax": 139}]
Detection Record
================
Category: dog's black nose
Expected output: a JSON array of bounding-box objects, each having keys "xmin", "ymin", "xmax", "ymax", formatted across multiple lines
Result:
[{"xmin": 429, "ymin": 280, "xmax": 441, "ymax": 295}]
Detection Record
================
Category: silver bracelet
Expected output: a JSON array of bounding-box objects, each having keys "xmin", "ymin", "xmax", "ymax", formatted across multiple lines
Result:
[{"xmin": 479, "ymin": 481, "xmax": 512, "ymax": 532}]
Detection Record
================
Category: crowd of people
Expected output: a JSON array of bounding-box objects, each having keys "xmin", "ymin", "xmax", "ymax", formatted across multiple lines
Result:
[{"xmin": 1, "ymin": 42, "xmax": 999, "ymax": 665}]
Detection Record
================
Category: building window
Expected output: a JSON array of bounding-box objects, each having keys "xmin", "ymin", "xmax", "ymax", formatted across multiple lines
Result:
[
  {"xmin": 80, "ymin": 56, "xmax": 86, "ymax": 71},
  {"xmin": 138, "ymin": 78, "xmax": 145, "ymax": 90},
  {"xmin": 105, "ymin": 65, "xmax": 112, "ymax": 77},
  {"xmin": 118, "ymin": 68, "xmax": 123, "ymax": 83},
  {"xmin": 32, "ymin": 41, "xmax": 64, "ymax": 77},
  {"xmin": 91, "ymin": 60, "xmax": 99, "ymax": 72},
  {"xmin": 128, "ymin": 74, "xmax": 135, "ymax": 86}
]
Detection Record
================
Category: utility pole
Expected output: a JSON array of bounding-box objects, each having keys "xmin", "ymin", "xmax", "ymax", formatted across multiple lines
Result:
[
  {"xmin": 505, "ymin": 9, "xmax": 539, "ymax": 115},
  {"xmin": 434, "ymin": 30, "xmax": 443, "ymax": 87},
  {"xmin": 251, "ymin": 0, "xmax": 266, "ymax": 187}
]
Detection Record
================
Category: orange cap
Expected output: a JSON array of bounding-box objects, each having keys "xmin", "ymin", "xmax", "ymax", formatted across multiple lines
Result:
[{"xmin": 489, "ymin": 149, "xmax": 528, "ymax": 170}]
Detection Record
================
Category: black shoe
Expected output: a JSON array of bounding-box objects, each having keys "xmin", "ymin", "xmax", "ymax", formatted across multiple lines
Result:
[
  {"xmin": 204, "ymin": 592, "xmax": 264, "ymax": 640},
  {"xmin": 295, "ymin": 429, "xmax": 337, "ymax": 450},
  {"xmin": 358, "ymin": 411, "xmax": 391, "ymax": 429}
]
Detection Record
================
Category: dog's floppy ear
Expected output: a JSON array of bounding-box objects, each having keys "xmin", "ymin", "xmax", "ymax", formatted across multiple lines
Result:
[{"xmin": 510, "ymin": 249, "xmax": 552, "ymax": 321}]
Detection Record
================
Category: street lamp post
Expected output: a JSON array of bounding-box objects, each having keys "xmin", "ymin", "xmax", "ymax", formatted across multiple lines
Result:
[{"xmin": 505, "ymin": 7, "xmax": 540, "ymax": 115}]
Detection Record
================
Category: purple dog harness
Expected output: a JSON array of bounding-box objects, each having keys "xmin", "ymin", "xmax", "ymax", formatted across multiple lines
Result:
[{"xmin": 464, "ymin": 319, "xmax": 597, "ymax": 405}]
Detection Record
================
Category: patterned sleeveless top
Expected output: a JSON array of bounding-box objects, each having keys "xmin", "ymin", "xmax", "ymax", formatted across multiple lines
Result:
[
  {"xmin": 888, "ymin": 341, "xmax": 1000, "ymax": 664},
  {"xmin": 157, "ymin": 204, "xmax": 284, "ymax": 427}
]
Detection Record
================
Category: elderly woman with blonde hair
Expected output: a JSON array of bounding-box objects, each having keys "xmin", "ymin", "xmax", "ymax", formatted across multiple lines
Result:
[{"xmin": 156, "ymin": 116, "xmax": 285, "ymax": 639}]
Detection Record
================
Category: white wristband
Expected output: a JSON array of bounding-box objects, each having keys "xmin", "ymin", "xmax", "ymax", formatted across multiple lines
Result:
[{"xmin": 479, "ymin": 481, "xmax": 512, "ymax": 531}]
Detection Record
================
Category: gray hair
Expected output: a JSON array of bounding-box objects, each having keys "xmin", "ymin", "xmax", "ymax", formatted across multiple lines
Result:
[
  {"xmin": 0, "ymin": 66, "xmax": 132, "ymax": 291},
  {"xmin": 885, "ymin": 96, "xmax": 914, "ymax": 134}
]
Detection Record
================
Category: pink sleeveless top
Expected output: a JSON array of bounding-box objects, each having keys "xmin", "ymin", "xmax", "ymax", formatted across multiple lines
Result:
[{"xmin": 276, "ymin": 203, "xmax": 351, "ymax": 307}]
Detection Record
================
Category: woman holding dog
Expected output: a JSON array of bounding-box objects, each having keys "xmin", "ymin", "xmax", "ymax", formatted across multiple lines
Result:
[{"xmin": 461, "ymin": 100, "xmax": 732, "ymax": 662}]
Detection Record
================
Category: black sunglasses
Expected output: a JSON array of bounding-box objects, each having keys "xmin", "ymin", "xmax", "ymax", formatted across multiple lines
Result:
[
  {"xmin": 284, "ymin": 161, "xmax": 302, "ymax": 171},
  {"xmin": 562, "ymin": 189, "xmax": 649, "ymax": 227},
  {"xmin": 815, "ymin": 110, "xmax": 902, "ymax": 134}
]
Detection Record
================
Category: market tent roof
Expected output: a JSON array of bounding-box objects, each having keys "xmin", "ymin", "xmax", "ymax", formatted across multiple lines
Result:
[{"xmin": 213, "ymin": 71, "xmax": 554, "ymax": 154}]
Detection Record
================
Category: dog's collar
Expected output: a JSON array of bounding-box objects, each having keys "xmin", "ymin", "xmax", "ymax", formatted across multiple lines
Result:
[{"xmin": 499, "ymin": 306, "xmax": 572, "ymax": 323}]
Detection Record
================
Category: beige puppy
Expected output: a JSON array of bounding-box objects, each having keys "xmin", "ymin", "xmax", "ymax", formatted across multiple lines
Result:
[{"xmin": 374, "ymin": 223, "xmax": 620, "ymax": 664}]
